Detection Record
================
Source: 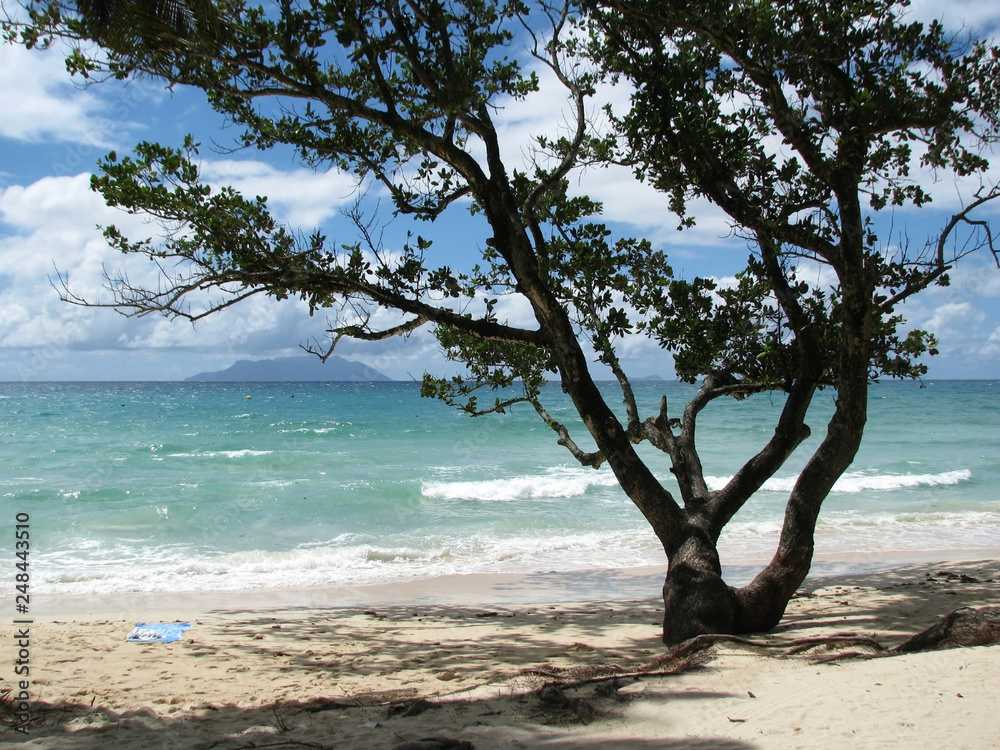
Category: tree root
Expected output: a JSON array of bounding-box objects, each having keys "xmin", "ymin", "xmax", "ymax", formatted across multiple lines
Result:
[
  {"xmin": 893, "ymin": 606, "xmax": 1000, "ymax": 653},
  {"xmin": 657, "ymin": 607, "xmax": 1000, "ymax": 665},
  {"xmin": 521, "ymin": 647, "xmax": 714, "ymax": 690},
  {"xmin": 527, "ymin": 606, "xmax": 1000, "ymax": 694}
]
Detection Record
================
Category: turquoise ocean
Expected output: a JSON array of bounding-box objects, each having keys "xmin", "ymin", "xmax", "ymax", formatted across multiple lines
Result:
[{"xmin": 2, "ymin": 380, "xmax": 998, "ymax": 599}]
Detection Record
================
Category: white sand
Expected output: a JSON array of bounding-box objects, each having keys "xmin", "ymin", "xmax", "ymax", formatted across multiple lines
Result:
[{"xmin": 2, "ymin": 558, "xmax": 999, "ymax": 748}]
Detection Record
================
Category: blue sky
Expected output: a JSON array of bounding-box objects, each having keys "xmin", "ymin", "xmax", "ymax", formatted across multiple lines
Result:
[{"xmin": 1, "ymin": 0, "xmax": 999, "ymax": 382}]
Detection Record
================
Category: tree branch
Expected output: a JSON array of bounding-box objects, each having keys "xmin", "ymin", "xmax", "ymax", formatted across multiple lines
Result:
[
  {"xmin": 879, "ymin": 184, "xmax": 1000, "ymax": 313},
  {"xmin": 532, "ymin": 398, "xmax": 606, "ymax": 468},
  {"xmin": 305, "ymin": 312, "xmax": 429, "ymax": 361}
]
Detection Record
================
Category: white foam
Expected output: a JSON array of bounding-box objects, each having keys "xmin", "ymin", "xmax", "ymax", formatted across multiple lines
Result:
[
  {"xmin": 422, "ymin": 466, "xmax": 619, "ymax": 502},
  {"xmin": 706, "ymin": 469, "xmax": 973, "ymax": 495},
  {"xmin": 31, "ymin": 502, "xmax": 1000, "ymax": 597},
  {"xmin": 276, "ymin": 426, "xmax": 341, "ymax": 434},
  {"xmin": 32, "ymin": 529, "xmax": 665, "ymax": 596},
  {"xmin": 164, "ymin": 449, "xmax": 274, "ymax": 459}
]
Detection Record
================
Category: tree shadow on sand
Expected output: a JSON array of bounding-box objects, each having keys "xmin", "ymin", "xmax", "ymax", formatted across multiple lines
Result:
[
  {"xmin": 775, "ymin": 559, "xmax": 1000, "ymax": 648},
  {"xmin": 6, "ymin": 559, "xmax": 997, "ymax": 750},
  {"xmin": 10, "ymin": 686, "xmax": 759, "ymax": 750}
]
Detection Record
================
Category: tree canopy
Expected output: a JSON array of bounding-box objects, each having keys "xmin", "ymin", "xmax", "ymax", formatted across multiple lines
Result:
[{"xmin": 6, "ymin": 0, "xmax": 999, "ymax": 643}]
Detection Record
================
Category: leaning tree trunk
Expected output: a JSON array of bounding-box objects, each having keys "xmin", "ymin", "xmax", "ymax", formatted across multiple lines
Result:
[{"xmin": 731, "ymin": 303, "xmax": 871, "ymax": 636}]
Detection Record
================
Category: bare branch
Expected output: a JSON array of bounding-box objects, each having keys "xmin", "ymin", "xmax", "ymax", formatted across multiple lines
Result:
[
  {"xmin": 531, "ymin": 398, "xmax": 606, "ymax": 469},
  {"xmin": 879, "ymin": 183, "xmax": 1000, "ymax": 313},
  {"xmin": 638, "ymin": 394, "xmax": 677, "ymax": 455},
  {"xmin": 52, "ymin": 263, "xmax": 266, "ymax": 322},
  {"xmin": 304, "ymin": 312, "xmax": 429, "ymax": 361}
]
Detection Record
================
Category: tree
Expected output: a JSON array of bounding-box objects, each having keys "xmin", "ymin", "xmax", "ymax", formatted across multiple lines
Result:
[
  {"xmin": 587, "ymin": 0, "xmax": 1000, "ymax": 639},
  {"xmin": 68, "ymin": 0, "xmax": 220, "ymax": 56},
  {"xmin": 5, "ymin": 0, "xmax": 999, "ymax": 644}
]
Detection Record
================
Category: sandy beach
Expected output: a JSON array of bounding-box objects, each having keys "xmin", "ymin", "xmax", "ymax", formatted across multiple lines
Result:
[{"xmin": 2, "ymin": 557, "xmax": 999, "ymax": 749}]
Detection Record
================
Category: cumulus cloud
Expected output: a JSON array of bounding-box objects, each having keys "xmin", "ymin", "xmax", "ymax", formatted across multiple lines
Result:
[
  {"xmin": 0, "ymin": 174, "xmax": 162, "ymax": 355},
  {"xmin": 0, "ymin": 45, "xmax": 101, "ymax": 143},
  {"xmin": 923, "ymin": 301, "xmax": 986, "ymax": 338},
  {"xmin": 983, "ymin": 324, "xmax": 1000, "ymax": 346},
  {"xmin": 939, "ymin": 260, "xmax": 1000, "ymax": 301},
  {"xmin": 2, "ymin": 3, "xmax": 999, "ymax": 381},
  {"xmin": 0, "ymin": 43, "xmax": 158, "ymax": 148},
  {"xmin": 0, "ymin": 169, "xmax": 459, "ymax": 380},
  {"xmin": 200, "ymin": 160, "xmax": 362, "ymax": 229},
  {"xmin": 0, "ymin": 173, "xmax": 278, "ymax": 353},
  {"xmin": 898, "ymin": 296, "xmax": 1000, "ymax": 377}
]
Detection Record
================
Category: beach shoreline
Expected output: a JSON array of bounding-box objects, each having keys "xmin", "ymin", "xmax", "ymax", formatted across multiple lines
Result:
[
  {"xmin": 30, "ymin": 545, "xmax": 1000, "ymax": 619},
  {"xmin": 3, "ymin": 555, "xmax": 998, "ymax": 748}
]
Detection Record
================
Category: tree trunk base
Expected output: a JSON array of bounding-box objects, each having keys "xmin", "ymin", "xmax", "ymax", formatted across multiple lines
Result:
[
  {"xmin": 661, "ymin": 544, "xmax": 737, "ymax": 645},
  {"xmin": 661, "ymin": 543, "xmax": 813, "ymax": 645}
]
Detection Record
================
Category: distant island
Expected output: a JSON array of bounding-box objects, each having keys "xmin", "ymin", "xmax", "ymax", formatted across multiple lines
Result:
[{"xmin": 185, "ymin": 355, "xmax": 392, "ymax": 382}]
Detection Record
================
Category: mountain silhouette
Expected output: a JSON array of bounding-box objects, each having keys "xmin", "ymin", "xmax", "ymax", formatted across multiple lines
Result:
[{"xmin": 185, "ymin": 355, "xmax": 392, "ymax": 382}]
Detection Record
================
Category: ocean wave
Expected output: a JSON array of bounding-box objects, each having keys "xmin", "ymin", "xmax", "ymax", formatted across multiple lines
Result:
[
  {"xmin": 164, "ymin": 449, "xmax": 275, "ymax": 459},
  {"xmin": 818, "ymin": 509, "xmax": 1000, "ymax": 531},
  {"xmin": 275, "ymin": 426, "xmax": 341, "ymax": 435},
  {"xmin": 706, "ymin": 468, "xmax": 973, "ymax": 494},
  {"xmin": 32, "ymin": 529, "xmax": 665, "ymax": 595},
  {"xmin": 30, "ymin": 505, "xmax": 1000, "ymax": 597},
  {"xmin": 421, "ymin": 467, "xmax": 620, "ymax": 502},
  {"xmin": 425, "ymin": 466, "xmax": 973, "ymax": 503},
  {"xmin": 811, "ymin": 510, "xmax": 1000, "ymax": 555}
]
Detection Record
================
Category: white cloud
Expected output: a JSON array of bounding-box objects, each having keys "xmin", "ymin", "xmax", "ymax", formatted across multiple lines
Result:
[
  {"xmin": 200, "ymin": 160, "xmax": 362, "ymax": 229},
  {"xmin": 922, "ymin": 301, "xmax": 986, "ymax": 339},
  {"xmin": 0, "ymin": 170, "xmax": 458, "ymax": 380},
  {"xmin": 899, "ymin": 297, "xmax": 1000, "ymax": 377},
  {"xmin": 1, "ymin": 173, "xmax": 107, "ymax": 233},
  {"xmin": 910, "ymin": 0, "xmax": 1000, "ymax": 35},
  {"xmin": 982, "ymin": 325, "xmax": 1000, "ymax": 355},
  {"xmin": 0, "ymin": 43, "xmax": 155, "ymax": 147},
  {"xmin": 0, "ymin": 172, "xmax": 305, "ymax": 358},
  {"xmin": 491, "ymin": 291, "xmax": 537, "ymax": 329},
  {"xmin": 936, "ymin": 260, "xmax": 1000, "ymax": 301},
  {"xmin": 616, "ymin": 334, "xmax": 675, "ymax": 378}
]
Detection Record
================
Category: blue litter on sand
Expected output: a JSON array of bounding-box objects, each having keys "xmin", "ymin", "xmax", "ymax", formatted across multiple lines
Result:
[{"xmin": 126, "ymin": 622, "xmax": 192, "ymax": 643}]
